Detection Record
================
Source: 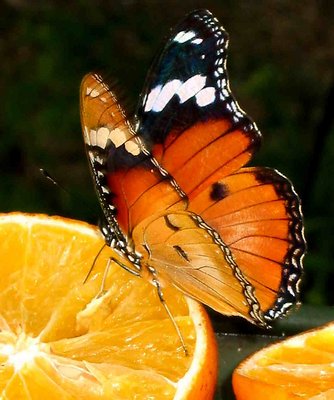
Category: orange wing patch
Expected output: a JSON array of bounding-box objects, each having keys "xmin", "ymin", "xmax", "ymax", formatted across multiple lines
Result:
[
  {"xmin": 190, "ymin": 167, "xmax": 304, "ymax": 319},
  {"xmin": 81, "ymin": 73, "xmax": 185, "ymax": 235},
  {"xmin": 152, "ymin": 119, "xmax": 261, "ymax": 200},
  {"xmin": 106, "ymin": 167, "xmax": 184, "ymax": 234}
]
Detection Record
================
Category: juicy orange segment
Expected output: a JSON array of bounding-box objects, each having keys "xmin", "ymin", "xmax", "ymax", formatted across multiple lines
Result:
[
  {"xmin": 233, "ymin": 322, "xmax": 334, "ymax": 399},
  {"xmin": 0, "ymin": 213, "xmax": 217, "ymax": 399}
]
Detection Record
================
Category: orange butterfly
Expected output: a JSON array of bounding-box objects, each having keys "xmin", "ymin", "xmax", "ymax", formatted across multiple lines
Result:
[{"xmin": 80, "ymin": 9, "xmax": 305, "ymax": 327}]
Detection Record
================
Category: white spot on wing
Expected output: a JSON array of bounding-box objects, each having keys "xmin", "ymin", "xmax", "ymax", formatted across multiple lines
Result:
[
  {"xmin": 191, "ymin": 38, "xmax": 203, "ymax": 45},
  {"xmin": 96, "ymin": 127, "xmax": 110, "ymax": 148},
  {"xmin": 125, "ymin": 138, "xmax": 141, "ymax": 156},
  {"xmin": 88, "ymin": 129, "xmax": 97, "ymax": 146},
  {"xmin": 174, "ymin": 30, "xmax": 196, "ymax": 43},
  {"xmin": 144, "ymin": 85, "xmax": 162, "ymax": 112},
  {"xmin": 151, "ymin": 79, "xmax": 182, "ymax": 112},
  {"xmin": 144, "ymin": 75, "xmax": 216, "ymax": 112},
  {"xmin": 101, "ymin": 186, "xmax": 110, "ymax": 194},
  {"xmin": 196, "ymin": 87, "xmax": 216, "ymax": 107},
  {"xmin": 86, "ymin": 87, "xmax": 100, "ymax": 98},
  {"xmin": 178, "ymin": 74, "xmax": 206, "ymax": 103},
  {"xmin": 109, "ymin": 127, "xmax": 133, "ymax": 148},
  {"xmin": 87, "ymin": 125, "xmax": 134, "ymax": 150},
  {"xmin": 222, "ymin": 88, "xmax": 229, "ymax": 98}
]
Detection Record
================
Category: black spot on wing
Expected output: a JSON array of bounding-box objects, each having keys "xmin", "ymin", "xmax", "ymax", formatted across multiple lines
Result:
[
  {"xmin": 210, "ymin": 182, "xmax": 229, "ymax": 201},
  {"xmin": 173, "ymin": 245, "xmax": 190, "ymax": 262}
]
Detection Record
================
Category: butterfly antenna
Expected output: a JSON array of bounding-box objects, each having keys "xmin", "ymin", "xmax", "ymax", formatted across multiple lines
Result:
[
  {"xmin": 83, "ymin": 243, "xmax": 107, "ymax": 284},
  {"xmin": 39, "ymin": 168, "xmax": 68, "ymax": 193},
  {"xmin": 39, "ymin": 170, "xmax": 112, "ymax": 286},
  {"xmin": 40, "ymin": 167, "xmax": 100, "ymax": 219},
  {"xmin": 153, "ymin": 277, "xmax": 188, "ymax": 357}
]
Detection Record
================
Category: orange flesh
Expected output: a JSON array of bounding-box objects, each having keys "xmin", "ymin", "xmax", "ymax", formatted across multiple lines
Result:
[
  {"xmin": 0, "ymin": 213, "xmax": 217, "ymax": 399},
  {"xmin": 233, "ymin": 323, "xmax": 334, "ymax": 399}
]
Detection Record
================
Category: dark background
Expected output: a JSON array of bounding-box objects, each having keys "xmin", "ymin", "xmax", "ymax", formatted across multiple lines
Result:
[{"xmin": 1, "ymin": 0, "xmax": 333, "ymax": 308}]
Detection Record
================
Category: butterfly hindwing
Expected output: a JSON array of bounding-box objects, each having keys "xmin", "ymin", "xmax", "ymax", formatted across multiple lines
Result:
[
  {"xmin": 132, "ymin": 210, "xmax": 265, "ymax": 325},
  {"xmin": 131, "ymin": 167, "xmax": 305, "ymax": 325},
  {"xmin": 191, "ymin": 167, "xmax": 305, "ymax": 320}
]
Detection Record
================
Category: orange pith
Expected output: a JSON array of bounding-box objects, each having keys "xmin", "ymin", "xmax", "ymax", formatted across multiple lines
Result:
[
  {"xmin": 0, "ymin": 212, "xmax": 217, "ymax": 399},
  {"xmin": 233, "ymin": 322, "xmax": 334, "ymax": 400}
]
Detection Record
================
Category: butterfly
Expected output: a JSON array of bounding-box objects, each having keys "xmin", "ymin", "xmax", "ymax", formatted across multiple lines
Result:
[{"xmin": 80, "ymin": 9, "xmax": 305, "ymax": 328}]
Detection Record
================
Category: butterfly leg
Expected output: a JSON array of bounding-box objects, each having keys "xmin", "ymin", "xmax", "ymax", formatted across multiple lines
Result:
[
  {"xmin": 83, "ymin": 243, "xmax": 108, "ymax": 284},
  {"xmin": 84, "ymin": 243, "xmax": 141, "ymax": 284},
  {"xmin": 95, "ymin": 257, "xmax": 112, "ymax": 298},
  {"xmin": 95, "ymin": 255, "xmax": 141, "ymax": 298},
  {"xmin": 152, "ymin": 275, "xmax": 188, "ymax": 356},
  {"xmin": 109, "ymin": 256, "xmax": 141, "ymax": 277}
]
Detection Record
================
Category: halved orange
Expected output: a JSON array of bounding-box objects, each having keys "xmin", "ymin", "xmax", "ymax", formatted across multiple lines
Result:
[
  {"xmin": 0, "ymin": 212, "xmax": 217, "ymax": 399},
  {"xmin": 233, "ymin": 322, "xmax": 334, "ymax": 399}
]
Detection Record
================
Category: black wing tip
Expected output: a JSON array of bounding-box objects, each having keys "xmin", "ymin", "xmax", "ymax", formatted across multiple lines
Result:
[
  {"xmin": 187, "ymin": 8, "xmax": 213, "ymax": 16},
  {"xmin": 186, "ymin": 10, "xmax": 262, "ymax": 154},
  {"xmin": 175, "ymin": 8, "xmax": 228, "ymax": 40},
  {"xmin": 253, "ymin": 167, "xmax": 306, "ymax": 322},
  {"xmin": 183, "ymin": 9, "xmax": 215, "ymax": 22}
]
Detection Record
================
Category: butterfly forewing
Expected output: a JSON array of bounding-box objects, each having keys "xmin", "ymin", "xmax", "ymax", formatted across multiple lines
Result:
[
  {"xmin": 136, "ymin": 9, "xmax": 262, "ymax": 199},
  {"xmin": 80, "ymin": 73, "xmax": 186, "ymax": 237}
]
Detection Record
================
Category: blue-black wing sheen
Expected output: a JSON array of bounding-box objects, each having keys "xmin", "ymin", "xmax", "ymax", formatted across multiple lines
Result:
[{"xmin": 135, "ymin": 9, "xmax": 261, "ymax": 152}]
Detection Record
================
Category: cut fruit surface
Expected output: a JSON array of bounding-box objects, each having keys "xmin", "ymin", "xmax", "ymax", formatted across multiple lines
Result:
[
  {"xmin": 233, "ymin": 322, "xmax": 334, "ymax": 399},
  {"xmin": 0, "ymin": 213, "xmax": 217, "ymax": 399}
]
